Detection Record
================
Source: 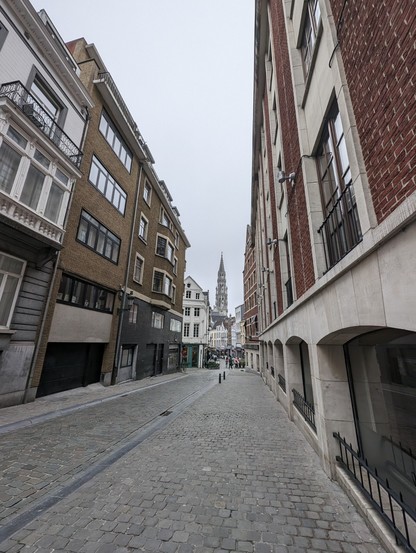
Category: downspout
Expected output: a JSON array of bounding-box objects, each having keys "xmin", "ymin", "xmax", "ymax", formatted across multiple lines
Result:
[{"xmin": 111, "ymin": 160, "xmax": 145, "ymax": 385}]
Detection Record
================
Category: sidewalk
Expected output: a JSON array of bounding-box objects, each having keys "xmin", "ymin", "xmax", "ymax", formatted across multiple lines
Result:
[{"xmin": 0, "ymin": 369, "xmax": 195, "ymax": 433}]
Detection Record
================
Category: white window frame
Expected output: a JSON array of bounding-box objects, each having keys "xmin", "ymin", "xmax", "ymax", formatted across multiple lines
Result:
[
  {"xmin": 88, "ymin": 155, "xmax": 126, "ymax": 214},
  {"xmin": 184, "ymin": 322, "xmax": 190, "ymax": 337},
  {"xmin": 0, "ymin": 252, "xmax": 26, "ymax": 328},
  {"xmin": 138, "ymin": 213, "xmax": 149, "ymax": 243},
  {"xmin": 143, "ymin": 179, "xmax": 152, "ymax": 205},
  {"xmin": 151, "ymin": 311, "xmax": 164, "ymax": 329},
  {"xmin": 0, "ymin": 124, "xmax": 72, "ymax": 227},
  {"xmin": 133, "ymin": 253, "xmax": 144, "ymax": 285},
  {"xmin": 156, "ymin": 233, "xmax": 175, "ymax": 263}
]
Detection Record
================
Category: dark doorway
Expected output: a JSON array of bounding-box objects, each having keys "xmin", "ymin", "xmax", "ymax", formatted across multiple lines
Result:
[{"xmin": 37, "ymin": 343, "xmax": 104, "ymax": 397}]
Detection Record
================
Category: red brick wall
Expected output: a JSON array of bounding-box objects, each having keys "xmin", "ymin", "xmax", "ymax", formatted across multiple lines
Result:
[
  {"xmin": 329, "ymin": 0, "xmax": 416, "ymax": 222},
  {"xmin": 269, "ymin": 1, "xmax": 315, "ymax": 296}
]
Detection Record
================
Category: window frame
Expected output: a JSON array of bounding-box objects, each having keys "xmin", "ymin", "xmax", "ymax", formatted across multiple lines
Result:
[
  {"xmin": 0, "ymin": 252, "xmax": 26, "ymax": 328},
  {"xmin": 77, "ymin": 210, "xmax": 121, "ymax": 264},
  {"xmin": 56, "ymin": 273, "xmax": 115, "ymax": 313},
  {"xmin": 138, "ymin": 213, "xmax": 149, "ymax": 243},
  {"xmin": 151, "ymin": 311, "xmax": 164, "ymax": 329},
  {"xmin": 0, "ymin": 123, "xmax": 72, "ymax": 226},
  {"xmin": 88, "ymin": 155, "xmax": 127, "ymax": 215},
  {"xmin": 300, "ymin": 0, "xmax": 322, "ymax": 81},
  {"xmin": 143, "ymin": 179, "xmax": 152, "ymax": 206},
  {"xmin": 133, "ymin": 253, "xmax": 144, "ymax": 285},
  {"xmin": 99, "ymin": 110, "xmax": 132, "ymax": 172}
]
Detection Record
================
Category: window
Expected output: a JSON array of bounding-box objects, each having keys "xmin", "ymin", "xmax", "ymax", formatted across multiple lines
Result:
[
  {"xmin": 193, "ymin": 324, "xmax": 200, "ymax": 338},
  {"xmin": 156, "ymin": 235, "xmax": 175, "ymax": 263},
  {"xmin": 184, "ymin": 307, "xmax": 190, "ymax": 316},
  {"xmin": 88, "ymin": 156, "xmax": 126, "ymax": 214},
  {"xmin": 194, "ymin": 308, "xmax": 200, "ymax": 317},
  {"xmin": 163, "ymin": 275, "xmax": 172, "ymax": 297},
  {"xmin": 195, "ymin": 293, "xmax": 200, "ymax": 300},
  {"xmin": 133, "ymin": 254, "xmax": 144, "ymax": 284},
  {"xmin": 173, "ymin": 257, "xmax": 178, "ymax": 275},
  {"xmin": 185, "ymin": 290, "xmax": 191, "ymax": 299},
  {"xmin": 99, "ymin": 111, "xmax": 132, "ymax": 171},
  {"xmin": 57, "ymin": 274, "xmax": 115, "ymax": 313},
  {"xmin": 152, "ymin": 271, "xmax": 164, "ymax": 293},
  {"xmin": 0, "ymin": 252, "xmax": 25, "ymax": 327},
  {"xmin": 143, "ymin": 180, "xmax": 152, "ymax": 205},
  {"xmin": 128, "ymin": 303, "xmax": 138, "ymax": 324},
  {"xmin": 151, "ymin": 312, "xmax": 164, "ymax": 329},
  {"xmin": 0, "ymin": 125, "xmax": 71, "ymax": 225},
  {"xmin": 31, "ymin": 76, "xmax": 61, "ymax": 121},
  {"xmin": 138, "ymin": 214, "xmax": 148, "ymax": 242},
  {"xmin": 301, "ymin": 0, "xmax": 322, "ymax": 78},
  {"xmin": 175, "ymin": 231, "xmax": 180, "ymax": 248},
  {"xmin": 121, "ymin": 345, "xmax": 134, "ymax": 367},
  {"xmin": 184, "ymin": 323, "xmax": 190, "ymax": 337},
  {"xmin": 77, "ymin": 210, "xmax": 121, "ymax": 263},
  {"xmin": 170, "ymin": 319, "xmax": 181, "ymax": 332},
  {"xmin": 171, "ymin": 285, "xmax": 176, "ymax": 304},
  {"xmin": 160, "ymin": 207, "xmax": 171, "ymax": 229},
  {"xmin": 316, "ymin": 102, "xmax": 362, "ymax": 270}
]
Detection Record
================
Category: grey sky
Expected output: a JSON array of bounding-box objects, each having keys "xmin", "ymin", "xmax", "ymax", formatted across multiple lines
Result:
[{"xmin": 31, "ymin": 0, "xmax": 255, "ymax": 313}]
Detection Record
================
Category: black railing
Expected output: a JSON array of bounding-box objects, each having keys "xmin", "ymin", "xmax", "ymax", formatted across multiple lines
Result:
[
  {"xmin": 0, "ymin": 81, "xmax": 83, "ymax": 168},
  {"xmin": 278, "ymin": 373, "xmax": 286, "ymax": 392},
  {"xmin": 334, "ymin": 432, "xmax": 416, "ymax": 553},
  {"xmin": 317, "ymin": 181, "xmax": 362, "ymax": 272},
  {"xmin": 292, "ymin": 388, "xmax": 316, "ymax": 431}
]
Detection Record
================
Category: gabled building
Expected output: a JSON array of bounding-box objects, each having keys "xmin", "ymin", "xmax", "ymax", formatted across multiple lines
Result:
[
  {"xmin": 30, "ymin": 37, "xmax": 189, "ymax": 396},
  {"xmin": 250, "ymin": 0, "xmax": 416, "ymax": 548},
  {"xmin": 181, "ymin": 276, "xmax": 209, "ymax": 368},
  {"xmin": 0, "ymin": 2, "xmax": 92, "ymax": 406}
]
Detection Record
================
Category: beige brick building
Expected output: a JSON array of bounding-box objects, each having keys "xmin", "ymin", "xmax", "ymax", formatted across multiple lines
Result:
[{"xmin": 30, "ymin": 38, "xmax": 189, "ymax": 396}]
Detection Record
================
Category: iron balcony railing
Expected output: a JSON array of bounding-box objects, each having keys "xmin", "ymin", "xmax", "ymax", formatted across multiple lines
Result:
[
  {"xmin": 0, "ymin": 81, "xmax": 83, "ymax": 168},
  {"xmin": 292, "ymin": 388, "xmax": 316, "ymax": 431},
  {"xmin": 334, "ymin": 432, "xmax": 416, "ymax": 553},
  {"xmin": 317, "ymin": 181, "xmax": 362, "ymax": 272},
  {"xmin": 277, "ymin": 373, "xmax": 286, "ymax": 393}
]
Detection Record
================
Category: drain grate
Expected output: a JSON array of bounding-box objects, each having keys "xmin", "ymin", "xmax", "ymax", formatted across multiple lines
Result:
[{"xmin": 159, "ymin": 410, "xmax": 172, "ymax": 416}]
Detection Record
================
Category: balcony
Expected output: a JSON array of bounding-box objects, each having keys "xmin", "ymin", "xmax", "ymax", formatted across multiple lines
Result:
[{"xmin": 0, "ymin": 81, "xmax": 83, "ymax": 168}]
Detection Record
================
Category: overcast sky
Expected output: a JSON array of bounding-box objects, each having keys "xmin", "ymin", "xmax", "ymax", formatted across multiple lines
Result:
[{"xmin": 31, "ymin": 0, "xmax": 255, "ymax": 314}]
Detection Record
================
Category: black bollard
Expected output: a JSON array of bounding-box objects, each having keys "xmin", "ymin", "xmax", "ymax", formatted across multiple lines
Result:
[
  {"xmin": 219, "ymin": 373, "xmax": 222, "ymax": 383},
  {"xmin": 223, "ymin": 371, "xmax": 226, "ymax": 380}
]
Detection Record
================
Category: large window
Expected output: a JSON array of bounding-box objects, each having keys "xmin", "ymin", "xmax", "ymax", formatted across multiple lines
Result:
[
  {"xmin": 88, "ymin": 155, "xmax": 126, "ymax": 214},
  {"xmin": 301, "ymin": 0, "xmax": 322, "ymax": 78},
  {"xmin": 156, "ymin": 235, "xmax": 175, "ymax": 263},
  {"xmin": 99, "ymin": 111, "xmax": 132, "ymax": 172},
  {"xmin": 0, "ymin": 124, "xmax": 71, "ymax": 225},
  {"xmin": 317, "ymin": 102, "xmax": 362, "ymax": 270},
  {"xmin": 57, "ymin": 274, "xmax": 115, "ymax": 312},
  {"xmin": 151, "ymin": 312, "xmax": 164, "ymax": 329},
  {"xmin": 152, "ymin": 270, "xmax": 173, "ymax": 299},
  {"xmin": 193, "ymin": 324, "xmax": 199, "ymax": 338},
  {"xmin": 77, "ymin": 210, "xmax": 120, "ymax": 263},
  {"xmin": 184, "ymin": 323, "xmax": 190, "ymax": 337},
  {"xmin": 0, "ymin": 253, "xmax": 25, "ymax": 327}
]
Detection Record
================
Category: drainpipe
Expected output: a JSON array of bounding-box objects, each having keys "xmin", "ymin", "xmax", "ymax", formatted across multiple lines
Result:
[{"xmin": 111, "ymin": 161, "xmax": 145, "ymax": 385}]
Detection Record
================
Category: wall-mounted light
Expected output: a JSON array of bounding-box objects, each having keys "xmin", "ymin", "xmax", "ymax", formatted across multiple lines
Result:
[
  {"xmin": 262, "ymin": 267, "xmax": 274, "ymax": 273},
  {"xmin": 277, "ymin": 170, "xmax": 296, "ymax": 184},
  {"xmin": 118, "ymin": 291, "xmax": 135, "ymax": 313}
]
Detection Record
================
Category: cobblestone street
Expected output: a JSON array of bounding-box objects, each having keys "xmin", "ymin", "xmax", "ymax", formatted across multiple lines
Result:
[{"xmin": 0, "ymin": 368, "xmax": 388, "ymax": 553}]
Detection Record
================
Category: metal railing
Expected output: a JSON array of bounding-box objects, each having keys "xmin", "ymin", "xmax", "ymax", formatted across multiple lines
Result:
[
  {"xmin": 334, "ymin": 432, "xmax": 416, "ymax": 553},
  {"xmin": 277, "ymin": 373, "xmax": 286, "ymax": 392},
  {"xmin": 292, "ymin": 388, "xmax": 316, "ymax": 431},
  {"xmin": 317, "ymin": 181, "xmax": 362, "ymax": 272},
  {"xmin": 0, "ymin": 81, "xmax": 83, "ymax": 168}
]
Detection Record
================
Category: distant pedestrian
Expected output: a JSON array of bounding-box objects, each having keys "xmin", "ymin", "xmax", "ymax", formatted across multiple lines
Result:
[
  {"xmin": 225, "ymin": 356, "xmax": 229, "ymax": 368},
  {"xmin": 229, "ymin": 357, "xmax": 234, "ymax": 369}
]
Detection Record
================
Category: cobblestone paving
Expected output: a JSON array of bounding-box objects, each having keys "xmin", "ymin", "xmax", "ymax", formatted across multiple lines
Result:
[{"xmin": 0, "ymin": 370, "xmax": 387, "ymax": 553}]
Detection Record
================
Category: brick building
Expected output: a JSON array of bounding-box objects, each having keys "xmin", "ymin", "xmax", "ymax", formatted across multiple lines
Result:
[
  {"xmin": 0, "ymin": 2, "xmax": 92, "ymax": 407},
  {"xmin": 30, "ymin": 37, "xmax": 189, "ymax": 396},
  {"xmin": 243, "ymin": 225, "xmax": 259, "ymax": 371},
  {"xmin": 249, "ymin": 0, "xmax": 416, "ymax": 548}
]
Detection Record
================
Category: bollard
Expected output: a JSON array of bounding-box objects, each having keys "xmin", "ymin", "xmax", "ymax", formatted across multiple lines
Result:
[
  {"xmin": 219, "ymin": 373, "xmax": 222, "ymax": 383},
  {"xmin": 223, "ymin": 371, "xmax": 226, "ymax": 380}
]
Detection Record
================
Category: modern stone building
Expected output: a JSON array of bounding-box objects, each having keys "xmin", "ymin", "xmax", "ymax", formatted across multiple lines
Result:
[
  {"xmin": 30, "ymin": 37, "xmax": 189, "ymax": 396},
  {"xmin": 249, "ymin": 0, "xmax": 416, "ymax": 548},
  {"xmin": 181, "ymin": 276, "xmax": 210, "ymax": 368},
  {"xmin": 0, "ymin": 1, "xmax": 92, "ymax": 407}
]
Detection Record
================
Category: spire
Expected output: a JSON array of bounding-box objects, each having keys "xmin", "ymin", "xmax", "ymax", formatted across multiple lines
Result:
[{"xmin": 214, "ymin": 253, "xmax": 228, "ymax": 316}]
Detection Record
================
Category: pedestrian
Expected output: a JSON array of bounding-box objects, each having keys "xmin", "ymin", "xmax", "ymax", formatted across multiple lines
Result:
[
  {"xmin": 225, "ymin": 356, "xmax": 229, "ymax": 368},
  {"xmin": 229, "ymin": 357, "xmax": 234, "ymax": 369}
]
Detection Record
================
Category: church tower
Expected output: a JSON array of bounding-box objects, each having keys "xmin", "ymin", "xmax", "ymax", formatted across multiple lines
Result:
[{"xmin": 214, "ymin": 252, "xmax": 228, "ymax": 316}]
